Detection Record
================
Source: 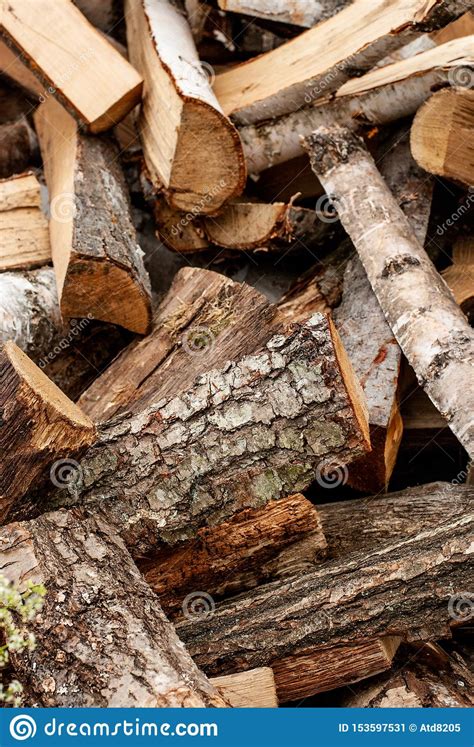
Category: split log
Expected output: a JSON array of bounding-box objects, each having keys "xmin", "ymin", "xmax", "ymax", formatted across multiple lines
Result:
[
  {"xmin": 0, "ymin": 116, "xmax": 37, "ymax": 178},
  {"xmin": 0, "ymin": 0, "xmax": 142, "ymax": 132},
  {"xmin": 154, "ymin": 197, "xmax": 210, "ymax": 253},
  {"xmin": 214, "ymin": 0, "xmax": 470, "ymax": 125},
  {"xmin": 34, "ymin": 97, "xmax": 152, "ymax": 334},
  {"xmin": 343, "ymin": 643, "xmax": 474, "ymax": 708},
  {"xmin": 411, "ymin": 87, "xmax": 474, "ymax": 188},
  {"xmin": 78, "ymin": 267, "xmax": 281, "ymax": 421},
  {"xmin": 211, "ymin": 669, "xmax": 278, "ymax": 708},
  {"xmin": 0, "ymin": 510, "xmax": 228, "ymax": 707},
  {"xmin": 47, "ymin": 313, "xmax": 369, "ymax": 555},
  {"xmin": 140, "ymin": 494, "xmax": 327, "ymax": 616},
  {"xmin": 0, "ymin": 342, "xmax": 96, "ymax": 520},
  {"xmin": 217, "ymin": 0, "xmax": 350, "ymax": 28},
  {"xmin": 177, "ymin": 512, "xmax": 474, "ymax": 675},
  {"xmin": 0, "ymin": 267, "xmax": 132, "ymax": 400},
  {"xmin": 0, "ymin": 172, "xmax": 50, "ymax": 271},
  {"xmin": 304, "ymin": 126, "xmax": 474, "ymax": 459},
  {"xmin": 442, "ymin": 236, "xmax": 474, "ymax": 321},
  {"xmin": 273, "ymin": 637, "xmax": 401, "ymax": 703},
  {"xmin": 318, "ymin": 481, "xmax": 473, "ymax": 559},
  {"xmin": 124, "ymin": 0, "xmax": 245, "ymax": 213},
  {"xmin": 239, "ymin": 36, "xmax": 474, "ymax": 173}
]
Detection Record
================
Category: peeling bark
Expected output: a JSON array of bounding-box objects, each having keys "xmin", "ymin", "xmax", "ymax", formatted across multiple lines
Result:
[{"xmin": 0, "ymin": 510, "xmax": 228, "ymax": 707}]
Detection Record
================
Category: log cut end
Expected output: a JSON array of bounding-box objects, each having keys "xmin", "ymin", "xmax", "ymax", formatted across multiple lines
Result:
[
  {"xmin": 410, "ymin": 86, "xmax": 474, "ymax": 188},
  {"xmin": 61, "ymin": 256, "xmax": 152, "ymax": 335}
]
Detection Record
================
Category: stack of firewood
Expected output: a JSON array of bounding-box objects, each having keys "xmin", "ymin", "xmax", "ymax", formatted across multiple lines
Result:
[{"xmin": 0, "ymin": 0, "xmax": 473, "ymax": 709}]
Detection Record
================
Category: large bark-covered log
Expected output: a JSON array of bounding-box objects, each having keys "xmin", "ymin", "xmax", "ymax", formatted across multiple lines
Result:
[
  {"xmin": 239, "ymin": 36, "xmax": 474, "ymax": 173},
  {"xmin": 0, "ymin": 116, "xmax": 37, "ymax": 178},
  {"xmin": 45, "ymin": 313, "xmax": 369, "ymax": 555},
  {"xmin": 125, "ymin": 0, "xmax": 245, "ymax": 213},
  {"xmin": 0, "ymin": 267, "xmax": 132, "ymax": 400},
  {"xmin": 218, "ymin": 0, "xmax": 350, "ymax": 27},
  {"xmin": 410, "ymin": 87, "xmax": 474, "ymax": 188},
  {"xmin": 34, "ymin": 97, "xmax": 152, "ymax": 334},
  {"xmin": 0, "ymin": 172, "xmax": 50, "ymax": 271},
  {"xmin": 140, "ymin": 494, "xmax": 327, "ymax": 616},
  {"xmin": 215, "ymin": 0, "xmax": 471, "ymax": 125},
  {"xmin": 343, "ymin": 643, "xmax": 474, "ymax": 708},
  {"xmin": 0, "ymin": 342, "xmax": 96, "ymax": 520},
  {"xmin": 0, "ymin": 0, "xmax": 142, "ymax": 132},
  {"xmin": 78, "ymin": 267, "xmax": 281, "ymax": 421},
  {"xmin": 304, "ymin": 126, "xmax": 474, "ymax": 459},
  {"xmin": 177, "ymin": 511, "xmax": 474, "ymax": 674},
  {"xmin": 0, "ymin": 510, "xmax": 228, "ymax": 707}
]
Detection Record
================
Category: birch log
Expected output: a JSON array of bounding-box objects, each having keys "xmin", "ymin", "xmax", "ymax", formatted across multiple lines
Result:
[
  {"xmin": 125, "ymin": 0, "xmax": 245, "ymax": 213},
  {"xmin": 410, "ymin": 87, "xmax": 474, "ymax": 188},
  {"xmin": 240, "ymin": 36, "xmax": 474, "ymax": 172},
  {"xmin": 217, "ymin": 0, "xmax": 350, "ymax": 28},
  {"xmin": 177, "ymin": 512, "xmax": 474, "ymax": 675},
  {"xmin": 0, "ymin": 0, "xmax": 143, "ymax": 132},
  {"xmin": 34, "ymin": 97, "xmax": 152, "ymax": 334},
  {"xmin": 214, "ymin": 0, "xmax": 471, "ymax": 125},
  {"xmin": 78, "ymin": 267, "xmax": 281, "ymax": 421},
  {"xmin": 0, "ymin": 510, "xmax": 228, "ymax": 707},
  {"xmin": 303, "ymin": 126, "xmax": 474, "ymax": 459},
  {"xmin": 0, "ymin": 342, "xmax": 96, "ymax": 520},
  {"xmin": 39, "ymin": 314, "xmax": 370, "ymax": 555}
]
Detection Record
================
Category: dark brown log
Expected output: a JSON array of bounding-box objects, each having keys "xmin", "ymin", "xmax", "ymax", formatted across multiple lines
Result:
[
  {"xmin": 140, "ymin": 494, "xmax": 327, "ymax": 616},
  {"xmin": 177, "ymin": 512, "xmax": 474, "ymax": 675},
  {"xmin": 78, "ymin": 267, "xmax": 281, "ymax": 421},
  {"xmin": 0, "ymin": 342, "xmax": 96, "ymax": 520},
  {"xmin": 342, "ymin": 643, "xmax": 474, "ymax": 707},
  {"xmin": 0, "ymin": 116, "xmax": 37, "ymax": 178},
  {"xmin": 34, "ymin": 97, "xmax": 152, "ymax": 334},
  {"xmin": 42, "ymin": 313, "xmax": 369, "ymax": 556},
  {"xmin": 0, "ymin": 510, "xmax": 227, "ymax": 707}
]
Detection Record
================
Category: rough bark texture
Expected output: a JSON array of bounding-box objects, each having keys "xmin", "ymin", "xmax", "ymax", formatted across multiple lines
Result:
[
  {"xmin": 34, "ymin": 99, "xmax": 152, "ymax": 334},
  {"xmin": 239, "ymin": 36, "xmax": 474, "ymax": 173},
  {"xmin": 140, "ymin": 494, "xmax": 327, "ymax": 616},
  {"xmin": 177, "ymin": 512, "xmax": 474, "ymax": 674},
  {"xmin": 0, "ymin": 342, "xmax": 96, "ymax": 520},
  {"xmin": 0, "ymin": 510, "xmax": 228, "ymax": 707},
  {"xmin": 0, "ymin": 267, "xmax": 133, "ymax": 401},
  {"xmin": 79, "ymin": 267, "xmax": 281, "ymax": 421},
  {"xmin": 304, "ymin": 126, "xmax": 474, "ymax": 459},
  {"xmin": 0, "ymin": 116, "xmax": 37, "ymax": 178},
  {"xmin": 318, "ymin": 482, "xmax": 473, "ymax": 560},
  {"xmin": 39, "ymin": 314, "xmax": 369, "ymax": 555},
  {"xmin": 343, "ymin": 643, "xmax": 474, "ymax": 708},
  {"xmin": 273, "ymin": 637, "xmax": 401, "ymax": 703},
  {"xmin": 211, "ymin": 668, "xmax": 278, "ymax": 707}
]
